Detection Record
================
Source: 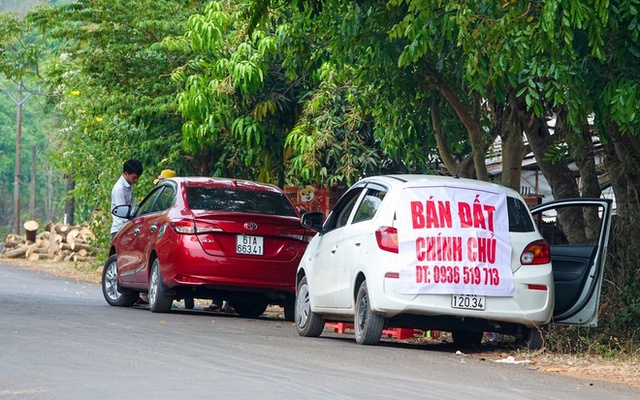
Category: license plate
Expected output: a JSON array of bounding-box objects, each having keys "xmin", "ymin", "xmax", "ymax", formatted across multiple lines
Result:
[
  {"xmin": 451, "ymin": 294, "xmax": 485, "ymax": 310},
  {"xmin": 236, "ymin": 235, "xmax": 264, "ymax": 255}
]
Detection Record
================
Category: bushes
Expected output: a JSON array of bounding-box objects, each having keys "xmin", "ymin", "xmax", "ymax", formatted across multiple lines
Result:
[{"xmin": 544, "ymin": 264, "xmax": 640, "ymax": 357}]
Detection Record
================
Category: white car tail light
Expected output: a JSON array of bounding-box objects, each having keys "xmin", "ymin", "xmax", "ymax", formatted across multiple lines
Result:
[
  {"xmin": 170, "ymin": 220, "xmax": 222, "ymax": 234},
  {"xmin": 194, "ymin": 221, "xmax": 223, "ymax": 234},
  {"xmin": 520, "ymin": 239, "xmax": 550, "ymax": 265},
  {"xmin": 170, "ymin": 220, "xmax": 195, "ymax": 234},
  {"xmin": 375, "ymin": 226, "xmax": 398, "ymax": 253}
]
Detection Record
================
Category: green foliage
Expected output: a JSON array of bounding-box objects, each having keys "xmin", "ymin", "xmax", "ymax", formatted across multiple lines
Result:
[
  {"xmin": 543, "ymin": 262, "xmax": 640, "ymax": 357},
  {"xmin": 25, "ymin": 0, "xmax": 210, "ymax": 242},
  {"xmin": 167, "ymin": 1, "xmax": 303, "ymax": 186},
  {"xmin": 0, "ymin": 6, "xmax": 66, "ymax": 232},
  {"xmin": 613, "ymin": 272, "xmax": 640, "ymax": 332},
  {"xmin": 279, "ymin": 0, "xmax": 448, "ymax": 184}
]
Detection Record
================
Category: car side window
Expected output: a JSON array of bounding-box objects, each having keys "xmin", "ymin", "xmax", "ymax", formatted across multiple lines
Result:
[
  {"xmin": 153, "ymin": 186, "xmax": 175, "ymax": 212},
  {"xmin": 337, "ymin": 196, "xmax": 359, "ymax": 228},
  {"xmin": 324, "ymin": 187, "xmax": 365, "ymax": 232},
  {"xmin": 135, "ymin": 188, "xmax": 162, "ymax": 217},
  {"xmin": 352, "ymin": 188, "xmax": 386, "ymax": 224}
]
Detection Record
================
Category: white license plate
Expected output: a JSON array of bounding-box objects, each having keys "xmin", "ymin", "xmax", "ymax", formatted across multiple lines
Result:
[
  {"xmin": 451, "ymin": 294, "xmax": 485, "ymax": 310},
  {"xmin": 236, "ymin": 235, "xmax": 264, "ymax": 255}
]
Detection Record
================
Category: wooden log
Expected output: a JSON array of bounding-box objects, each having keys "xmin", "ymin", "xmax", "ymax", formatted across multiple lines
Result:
[
  {"xmin": 72, "ymin": 242, "xmax": 91, "ymax": 252},
  {"xmin": 33, "ymin": 247, "xmax": 51, "ymax": 255},
  {"xmin": 72, "ymin": 255, "xmax": 89, "ymax": 262},
  {"xmin": 27, "ymin": 253, "xmax": 40, "ymax": 261},
  {"xmin": 23, "ymin": 220, "xmax": 39, "ymax": 243},
  {"xmin": 66, "ymin": 229, "xmax": 80, "ymax": 245},
  {"xmin": 48, "ymin": 223, "xmax": 62, "ymax": 257},
  {"xmin": 24, "ymin": 244, "xmax": 39, "ymax": 259},
  {"xmin": 36, "ymin": 238, "xmax": 51, "ymax": 249},
  {"xmin": 55, "ymin": 250, "xmax": 70, "ymax": 262},
  {"xmin": 3, "ymin": 240, "xmax": 22, "ymax": 248},
  {"xmin": 3, "ymin": 246, "xmax": 29, "ymax": 259},
  {"xmin": 59, "ymin": 243, "xmax": 73, "ymax": 251},
  {"xmin": 5, "ymin": 234, "xmax": 25, "ymax": 242},
  {"xmin": 54, "ymin": 223, "xmax": 69, "ymax": 235},
  {"xmin": 79, "ymin": 227, "xmax": 96, "ymax": 242}
]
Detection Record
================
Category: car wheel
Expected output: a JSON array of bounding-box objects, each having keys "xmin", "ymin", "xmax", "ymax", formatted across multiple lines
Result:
[
  {"xmin": 451, "ymin": 330, "xmax": 483, "ymax": 347},
  {"xmin": 184, "ymin": 298, "xmax": 195, "ymax": 310},
  {"xmin": 233, "ymin": 301, "xmax": 268, "ymax": 318},
  {"xmin": 526, "ymin": 327, "xmax": 544, "ymax": 351},
  {"xmin": 102, "ymin": 254, "xmax": 138, "ymax": 307},
  {"xmin": 295, "ymin": 276, "xmax": 324, "ymax": 337},
  {"xmin": 148, "ymin": 258, "xmax": 173, "ymax": 313},
  {"xmin": 354, "ymin": 280, "xmax": 385, "ymax": 345}
]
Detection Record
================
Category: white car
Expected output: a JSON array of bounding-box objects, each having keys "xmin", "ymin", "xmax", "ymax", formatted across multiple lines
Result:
[{"xmin": 294, "ymin": 175, "xmax": 612, "ymax": 349}]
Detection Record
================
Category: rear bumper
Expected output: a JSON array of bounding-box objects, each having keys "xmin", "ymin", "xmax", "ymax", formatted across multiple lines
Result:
[
  {"xmin": 158, "ymin": 239, "xmax": 298, "ymax": 295},
  {"xmin": 371, "ymin": 264, "xmax": 554, "ymax": 328}
]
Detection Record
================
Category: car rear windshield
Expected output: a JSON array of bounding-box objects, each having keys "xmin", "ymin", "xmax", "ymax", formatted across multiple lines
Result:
[
  {"xmin": 507, "ymin": 197, "xmax": 535, "ymax": 232},
  {"xmin": 186, "ymin": 187, "xmax": 297, "ymax": 217}
]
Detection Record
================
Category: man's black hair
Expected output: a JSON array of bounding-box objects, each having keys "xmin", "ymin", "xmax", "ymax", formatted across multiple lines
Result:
[{"xmin": 123, "ymin": 159, "xmax": 143, "ymax": 175}]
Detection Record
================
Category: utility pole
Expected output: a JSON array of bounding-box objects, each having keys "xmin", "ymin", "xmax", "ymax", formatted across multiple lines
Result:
[
  {"xmin": 1, "ymin": 81, "xmax": 35, "ymax": 235},
  {"xmin": 30, "ymin": 145, "xmax": 37, "ymax": 220}
]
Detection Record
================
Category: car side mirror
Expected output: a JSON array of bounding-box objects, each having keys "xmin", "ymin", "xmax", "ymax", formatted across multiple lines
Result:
[
  {"xmin": 112, "ymin": 204, "xmax": 133, "ymax": 219},
  {"xmin": 301, "ymin": 211, "xmax": 325, "ymax": 232}
]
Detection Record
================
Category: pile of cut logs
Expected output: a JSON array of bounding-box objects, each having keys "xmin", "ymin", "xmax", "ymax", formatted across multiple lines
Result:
[{"xmin": 1, "ymin": 220, "xmax": 97, "ymax": 262}]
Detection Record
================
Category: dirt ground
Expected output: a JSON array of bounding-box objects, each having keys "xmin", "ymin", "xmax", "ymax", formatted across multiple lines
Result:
[{"xmin": 3, "ymin": 257, "xmax": 639, "ymax": 389}]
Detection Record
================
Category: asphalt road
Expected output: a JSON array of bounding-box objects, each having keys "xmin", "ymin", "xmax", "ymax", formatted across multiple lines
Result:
[{"xmin": 1, "ymin": 262, "xmax": 638, "ymax": 400}]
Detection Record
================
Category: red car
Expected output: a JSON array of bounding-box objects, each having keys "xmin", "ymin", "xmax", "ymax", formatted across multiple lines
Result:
[{"xmin": 102, "ymin": 177, "xmax": 313, "ymax": 319}]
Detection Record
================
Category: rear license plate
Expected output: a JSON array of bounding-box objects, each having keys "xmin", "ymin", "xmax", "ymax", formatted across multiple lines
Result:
[
  {"xmin": 236, "ymin": 235, "xmax": 264, "ymax": 255},
  {"xmin": 451, "ymin": 294, "xmax": 485, "ymax": 310}
]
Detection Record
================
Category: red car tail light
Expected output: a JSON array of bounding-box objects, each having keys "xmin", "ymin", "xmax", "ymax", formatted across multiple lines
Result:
[
  {"xmin": 280, "ymin": 229, "xmax": 316, "ymax": 243},
  {"xmin": 376, "ymin": 226, "xmax": 398, "ymax": 253},
  {"xmin": 520, "ymin": 239, "xmax": 550, "ymax": 265}
]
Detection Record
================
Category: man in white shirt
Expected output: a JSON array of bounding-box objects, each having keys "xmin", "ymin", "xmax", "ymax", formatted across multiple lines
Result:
[{"xmin": 110, "ymin": 159, "xmax": 143, "ymax": 239}]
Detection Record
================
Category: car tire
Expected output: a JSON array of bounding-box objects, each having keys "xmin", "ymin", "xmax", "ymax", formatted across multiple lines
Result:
[
  {"xmin": 354, "ymin": 280, "xmax": 385, "ymax": 345},
  {"xmin": 102, "ymin": 254, "xmax": 138, "ymax": 307},
  {"xmin": 233, "ymin": 301, "xmax": 268, "ymax": 318},
  {"xmin": 184, "ymin": 298, "xmax": 195, "ymax": 310},
  {"xmin": 295, "ymin": 276, "xmax": 325, "ymax": 337},
  {"xmin": 148, "ymin": 258, "xmax": 173, "ymax": 313},
  {"xmin": 526, "ymin": 327, "xmax": 544, "ymax": 351},
  {"xmin": 451, "ymin": 330, "xmax": 483, "ymax": 348}
]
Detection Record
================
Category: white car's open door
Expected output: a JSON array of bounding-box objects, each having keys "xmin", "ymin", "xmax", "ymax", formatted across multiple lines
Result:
[{"xmin": 530, "ymin": 198, "xmax": 613, "ymax": 326}]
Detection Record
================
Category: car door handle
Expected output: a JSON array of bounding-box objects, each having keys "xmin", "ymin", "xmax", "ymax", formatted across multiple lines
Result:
[
  {"xmin": 133, "ymin": 227, "xmax": 141, "ymax": 235},
  {"xmin": 150, "ymin": 224, "xmax": 158, "ymax": 233},
  {"xmin": 354, "ymin": 241, "xmax": 361, "ymax": 247},
  {"xmin": 331, "ymin": 246, "xmax": 338, "ymax": 254}
]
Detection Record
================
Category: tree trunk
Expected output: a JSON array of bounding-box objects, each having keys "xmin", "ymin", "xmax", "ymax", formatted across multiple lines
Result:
[
  {"xmin": 424, "ymin": 66, "xmax": 489, "ymax": 181},
  {"xmin": 567, "ymin": 121, "xmax": 602, "ymax": 242},
  {"xmin": 430, "ymin": 95, "xmax": 470, "ymax": 177},
  {"xmin": 493, "ymin": 94, "xmax": 525, "ymax": 192},
  {"xmin": 521, "ymin": 111, "xmax": 586, "ymax": 244},
  {"xmin": 602, "ymin": 124, "xmax": 640, "ymax": 287},
  {"xmin": 65, "ymin": 176, "xmax": 76, "ymax": 226}
]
